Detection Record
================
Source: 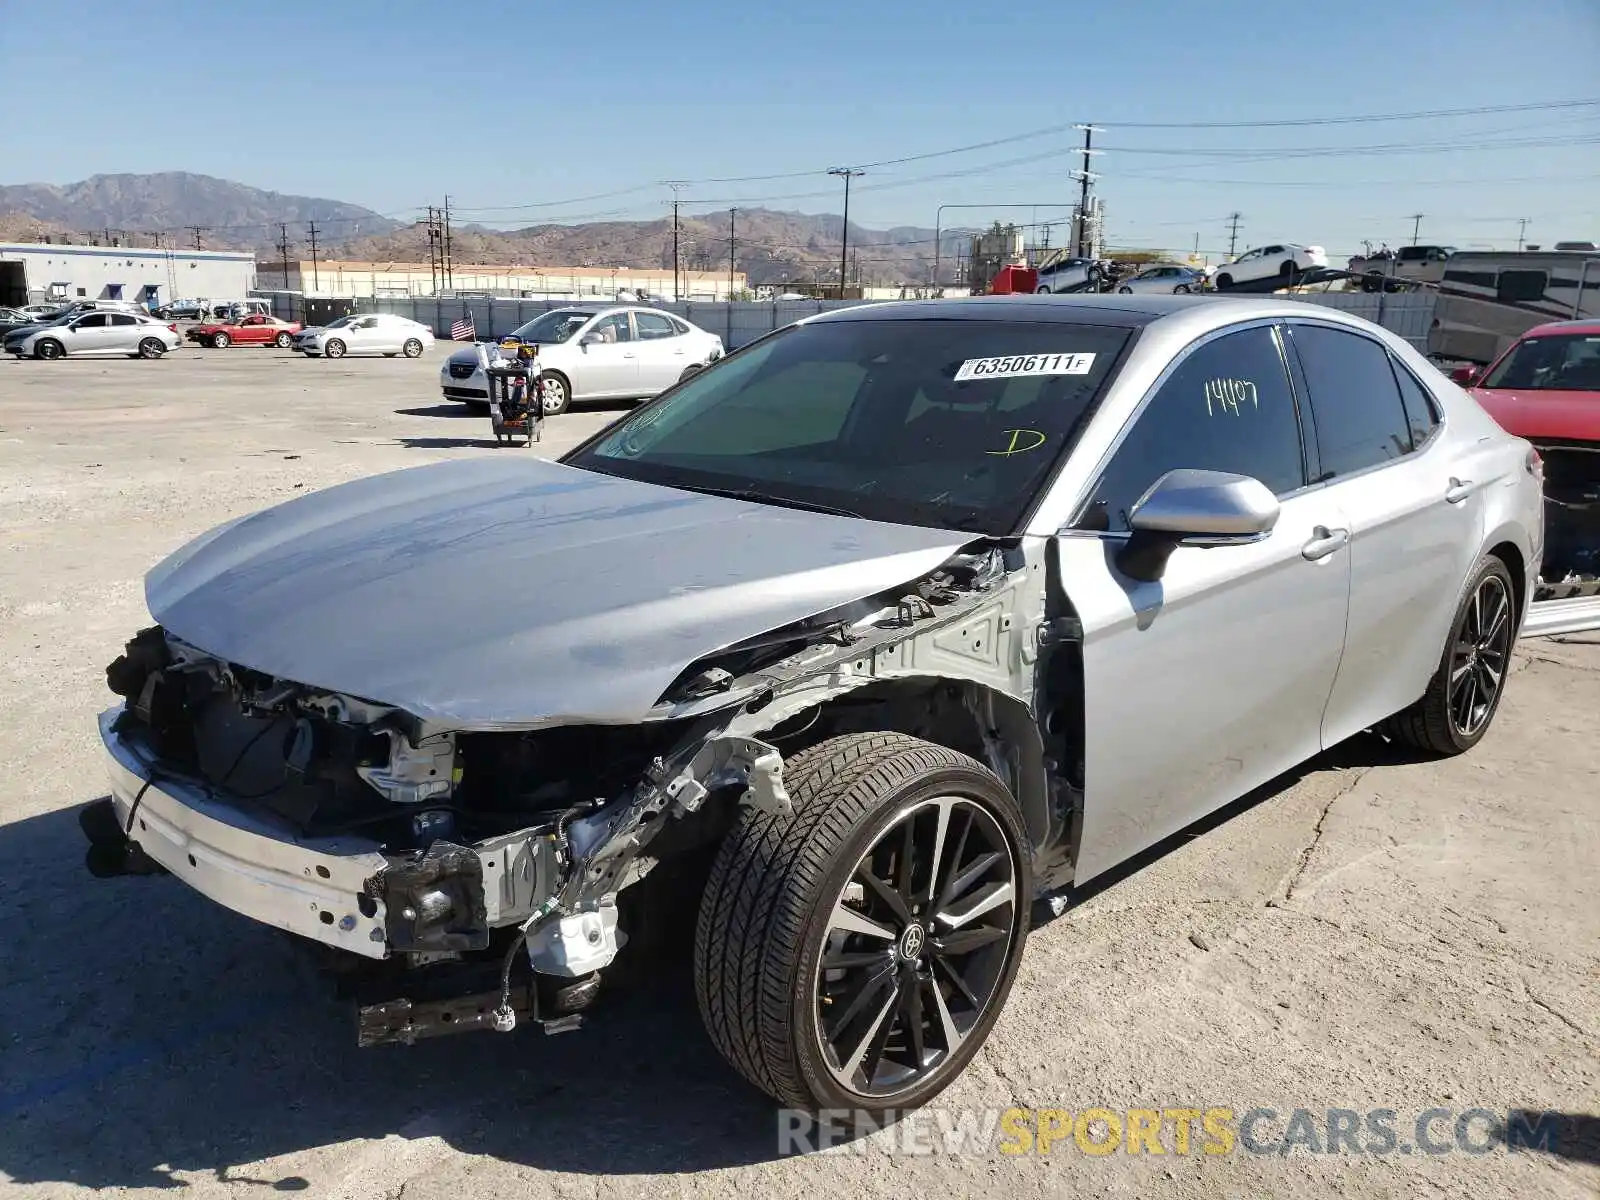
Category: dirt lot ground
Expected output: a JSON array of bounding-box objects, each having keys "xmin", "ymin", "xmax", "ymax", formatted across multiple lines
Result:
[{"xmin": 0, "ymin": 344, "xmax": 1595, "ymax": 1200}]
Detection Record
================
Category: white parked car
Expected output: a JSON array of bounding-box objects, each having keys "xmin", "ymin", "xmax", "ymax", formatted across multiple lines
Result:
[
  {"xmin": 4, "ymin": 310, "xmax": 181, "ymax": 360},
  {"xmin": 294, "ymin": 313, "xmax": 435, "ymax": 359},
  {"xmin": 439, "ymin": 305, "xmax": 725, "ymax": 415},
  {"xmin": 1211, "ymin": 243, "xmax": 1328, "ymax": 289}
]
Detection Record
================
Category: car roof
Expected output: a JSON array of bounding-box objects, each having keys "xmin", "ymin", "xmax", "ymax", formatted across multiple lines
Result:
[{"xmin": 1524, "ymin": 318, "xmax": 1600, "ymax": 338}]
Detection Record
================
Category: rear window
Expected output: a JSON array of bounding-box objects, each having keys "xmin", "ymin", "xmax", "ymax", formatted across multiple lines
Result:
[{"xmin": 567, "ymin": 318, "xmax": 1134, "ymax": 533}]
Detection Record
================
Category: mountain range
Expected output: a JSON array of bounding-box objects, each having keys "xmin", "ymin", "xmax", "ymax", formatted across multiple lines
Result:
[{"xmin": 0, "ymin": 172, "xmax": 971, "ymax": 286}]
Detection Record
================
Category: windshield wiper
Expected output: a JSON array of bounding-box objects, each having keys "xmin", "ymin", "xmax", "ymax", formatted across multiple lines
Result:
[{"xmin": 668, "ymin": 482, "xmax": 866, "ymax": 519}]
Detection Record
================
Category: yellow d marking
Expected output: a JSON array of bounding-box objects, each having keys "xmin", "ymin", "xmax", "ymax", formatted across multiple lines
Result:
[{"xmin": 987, "ymin": 428, "xmax": 1048, "ymax": 456}]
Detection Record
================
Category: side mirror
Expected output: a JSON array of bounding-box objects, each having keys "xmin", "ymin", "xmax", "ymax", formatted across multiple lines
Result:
[
  {"xmin": 580, "ymin": 332, "xmax": 602, "ymax": 347},
  {"xmin": 1116, "ymin": 469, "xmax": 1281, "ymax": 583},
  {"xmin": 1450, "ymin": 365, "xmax": 1481, "ymax": 386}
]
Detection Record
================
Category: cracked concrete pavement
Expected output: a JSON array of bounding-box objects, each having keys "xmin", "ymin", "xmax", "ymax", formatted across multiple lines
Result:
[{"xmin": 0, "ymin": 349, "xmax": 1595, "ymax": 1199}]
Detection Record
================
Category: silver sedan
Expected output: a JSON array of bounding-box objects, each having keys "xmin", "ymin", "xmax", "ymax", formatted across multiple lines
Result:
[
  {"xmin": 6, "ymin": 310, "xmax": 181, "ymax": 359},
  {"xmin": 1116, "ymin": 264, "xmax": 1207, "ymax": 293},
  {"xmin": 90, "ymin": 296, "xmax": 1541, "ymax": 1114}
]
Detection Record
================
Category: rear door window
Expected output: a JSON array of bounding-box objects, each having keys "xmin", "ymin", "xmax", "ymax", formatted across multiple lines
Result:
[
  {"xmin": 1391, "ymin": 360, "xmax": 1440, "ymax": 450},
  {"xmin": 1288, "ymin": 324, "xmax": 1413, "ymax": 478}
]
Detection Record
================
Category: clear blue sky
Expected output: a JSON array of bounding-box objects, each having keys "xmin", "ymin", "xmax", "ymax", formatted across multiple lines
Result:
[{"xmin": 1, "ymin": 0, "xmax": 1596, "ymax": 259}]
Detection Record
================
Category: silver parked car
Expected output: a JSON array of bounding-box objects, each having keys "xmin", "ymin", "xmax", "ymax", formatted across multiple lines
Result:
[
  {"xmin": 1116, "ymin": 264, "xmax": 1207, "ymax": 294},
  {"xmin": 85, "ymin": 296, "xmax": 1541, "ymax": 1114},
  {"xmin": 5, "ymin": 309, "xmax": 181, "ymax": 359},
  {"xmin": 440, "ymin": 305, "xmax": 725, "ymax": 414}
]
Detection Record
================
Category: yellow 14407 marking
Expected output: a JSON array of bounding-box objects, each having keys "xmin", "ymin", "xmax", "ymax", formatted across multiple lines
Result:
[{"xmin": 987, "ymin": 428, "xmax": 1048, "ymax": 456}]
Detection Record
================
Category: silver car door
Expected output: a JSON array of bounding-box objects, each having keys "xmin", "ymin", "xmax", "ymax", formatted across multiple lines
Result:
[
  {"xmin": 108, "ymin": 312, "xmax": 143, "ymax": 352},
  {"xmin": 1283, "ymin": 322, "xmax": 1490, "ymax": 746},
  {"xmin": 632, "ymin": 310, "xmax": 687, "ymax": 393},
  {"xmin": 575, "ymin": 313, "xmax": 640, "ymax": 398},
  {"xmin": 65, "ymin": 312, "xmax": 114, "ymax": 354},
  {"xmin": 1052, "ymin": 322, "xmax": 1352, "ymax": 883}
]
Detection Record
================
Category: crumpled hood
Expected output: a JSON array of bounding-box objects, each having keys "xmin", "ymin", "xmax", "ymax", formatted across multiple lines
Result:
[
  {"xmin": 146, "ymin": 457, "xmax": 971, "ymax": 727},
  {"xmin": 1470, "ymin": 386, "xmax": 1600, "ymax": 442}
]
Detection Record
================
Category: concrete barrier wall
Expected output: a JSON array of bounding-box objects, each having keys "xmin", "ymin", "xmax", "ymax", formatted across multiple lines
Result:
[{"xmin": 356, "ymin": 291, "xmax": 1438, "ymax": 353}]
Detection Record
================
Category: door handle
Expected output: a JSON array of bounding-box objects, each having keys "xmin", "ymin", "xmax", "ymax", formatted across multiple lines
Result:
[
  {"xmin": 1445, "ymin": 477, "xmax": 1474, "ymax": 504},
  {"xmin": 1302, "ymin": 526, "xmax": 1350, "ymax": 561}
]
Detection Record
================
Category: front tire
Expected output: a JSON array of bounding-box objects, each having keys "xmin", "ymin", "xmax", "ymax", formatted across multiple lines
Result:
[
  {"xmin": 212, "ymin": 331, "xmax": 230, "ymax": 348},
  {"xmin": 694, "ymin": 732, "xmax": 1032, "ymax": 1113},
  {"xmin": 1117, "ymin": 285, "xmax": 1132, "ymax": 294},
  {"xmin": 35, "ymin": 339, "xmax": 63, "ymax": 360},
  {"xmin": 1384, "ymin": 556, "xmax": 1517, "ymax": 755},
  {"xmin": 538, "ymin": 372, "xmax": 571, "ymax": 415},
  {"xmin": 324, "ymin": 338, "xmax": 346, "ymax": 359}
]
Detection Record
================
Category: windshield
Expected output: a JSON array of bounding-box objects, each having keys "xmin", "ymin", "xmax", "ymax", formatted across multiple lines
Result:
[
  {"xmin": 324, "ymin": 315, "xmax": 357, "ymax": 329},
  {"xmin": 1482, "ymin": 333, "xmax": 1600, "ymax": 391},
  {"xmin": 565, "ymin": 318, "xmax": 1132, "ymax": 533},
  {"xmin": 510, "ymin": 310, "xmax": 595, "ymax": 344}
]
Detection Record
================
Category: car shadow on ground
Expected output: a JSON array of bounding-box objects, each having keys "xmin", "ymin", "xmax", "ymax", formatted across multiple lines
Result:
[
  {"xmin": 393, "ymin": 435, "xmax": 509, "ymax": 450},
  {"xmin": 394, "ymin": 404, "xmax": 480, "ymax": 419},
  {"xmin": 0, "ymin": 733, "xmax": 1441, "ymax": 1188}
]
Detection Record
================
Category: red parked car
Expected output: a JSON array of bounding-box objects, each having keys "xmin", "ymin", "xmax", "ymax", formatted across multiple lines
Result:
[
  {"xmin": 1455, "ymin": 319, "xmax": 1600, "ymax": 627},
  {"xmin": 187, "ymin": 314, "xmax": 303, "ymax": 349}
]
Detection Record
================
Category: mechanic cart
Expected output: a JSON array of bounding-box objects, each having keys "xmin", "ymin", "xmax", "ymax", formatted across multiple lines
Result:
[{"xmin": 484, "ymin": 360, "xmax": 543, "ymax": 447}]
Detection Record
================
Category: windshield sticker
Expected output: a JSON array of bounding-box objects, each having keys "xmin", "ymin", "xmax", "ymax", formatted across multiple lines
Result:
[
  {"xmin": 954, "ymin": 352, "xmax": 1096, "ymax": 381},
  {"xmin": 1204, "ymin": 377, "xmax": 1259, "ymax": 417},
  {"xmin": 986, "ymin": 429, "xmax": 1049, "ymax": 456}
]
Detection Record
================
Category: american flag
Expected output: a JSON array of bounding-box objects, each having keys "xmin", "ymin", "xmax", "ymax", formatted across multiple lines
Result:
[{"xmin": 450, "ymin": 316, "xmax": 475, "ymax": 341}]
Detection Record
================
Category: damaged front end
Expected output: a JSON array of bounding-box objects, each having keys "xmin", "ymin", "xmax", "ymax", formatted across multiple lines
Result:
[
  {"xmin": 1528, "ymin": 440, "xmax": 1600, "ymax": 636},
  {"xmin": 90, "ymin": 625, "xmax": 789, "ymax": 1045},
  {"xmin": 89, "ymin": 537, "xmax": 1036, "ymax": 1049}
]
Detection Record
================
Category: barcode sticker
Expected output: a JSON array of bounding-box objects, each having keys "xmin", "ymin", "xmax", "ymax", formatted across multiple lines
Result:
[{"xmin": 954, "ymin": 352, "xmax": 1097, "ymax": 382}]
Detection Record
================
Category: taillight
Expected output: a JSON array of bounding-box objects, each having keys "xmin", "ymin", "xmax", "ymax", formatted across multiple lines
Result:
[
  {"xmin": 1526, "ymin": 447, "xmax": 1544, "ymax": 482},
  {"xmin": 168, "ymin": 323, "xmax": 178, "ymax": 333}
]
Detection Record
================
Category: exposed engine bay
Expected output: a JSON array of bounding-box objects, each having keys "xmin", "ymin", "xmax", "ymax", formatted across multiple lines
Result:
[
  {"xmin": 1532, "ymin": 440, "xmax": 1600, "ymax": 601},
  {"xmin": 87, "ymin": 541, "xmax": 1056, "ymax": 1047}
]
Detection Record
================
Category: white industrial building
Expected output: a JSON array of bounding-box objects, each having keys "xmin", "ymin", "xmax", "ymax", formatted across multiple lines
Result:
[
  {"xmin": 268, "ymin": 259, "xmax": 748, "ymax": 302},
  {"xmin": 0, "ymin": 243, "xmax": 257, "ymax": 309}
]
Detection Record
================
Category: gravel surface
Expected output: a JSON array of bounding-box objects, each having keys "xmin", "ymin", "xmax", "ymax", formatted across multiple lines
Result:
[{"xmin": 0, "ymin": 345, "xmax": 1595, "ymax": 1199}]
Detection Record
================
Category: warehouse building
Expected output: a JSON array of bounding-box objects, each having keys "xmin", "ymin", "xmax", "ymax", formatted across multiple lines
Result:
[
  {"xmin": 0, "ymin": 243, "xmax": 257, "ymax": 309},
  {"xmin": 265, "ymin": 259, "xmax": 748, "ymax": 302}
]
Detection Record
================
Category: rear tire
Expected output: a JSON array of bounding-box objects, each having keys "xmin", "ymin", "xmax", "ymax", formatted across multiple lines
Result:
[
  {"xmin": 324, "ymin": 338, "xmax": 346, "ymax": 359},
  {"xmin": 137, "ymin": 338, "xmax": 165, "ymax": 359},
  {"xmin": 274, "ymin": 331, "xmax": 291, "ymax": 348},
  {"xmin": 694, "ymin": 732, "xmax": 1032, "ymax": 1113},
  {"xmin": 1383, "ymin": 556, "xmax": 1517, "ymax": 756},
  {"xmin": 402, "ymin": 338, "xmax": 424, "ymax": 358},
  {"xmin": 1279, "ymin": 260, "xmax": 1297, "ymax": 280},
  {"xmin": 1174, "ymin": 284, "xmax": 1191, "ymax": 294},
  {"xmin": 1215, "ymin": 273, "xmax": 1233, "ymax": 290},
  {"xmin": 677, "ymin": 364, "xmax": 703, "ymax": 382}
]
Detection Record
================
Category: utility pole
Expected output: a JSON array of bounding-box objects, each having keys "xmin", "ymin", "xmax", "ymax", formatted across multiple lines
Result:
[
  {"xmin": 189, "ymin": 226, "xmax": 209, "ymax": 251},
  {"xmin": 728, "ymin": 208, "xmax": 737, "ymax": 299},
  {"xmin": 278, "ymin": 223, "xmax": 292, "ymax": 291},
  {"xmin": 664, "ymin": 182, "xmax": 686, "ymax": 301},
  {"xmin": 1409, "ymin": 213, "xmax": 1424, "ymax": 245},
  {"xmin": 426, "ymin": 206, "xmax": 439, "ymax": 294},
  {"xmin": 443, "ymin": 194, "xmax": 453, "ymax": 289},
  {"xmin": 828, "ymin": 167, "xmax": 865, "ymax": 299},
  {"xmin": 1071, "ymin": 124, "xmax": 1103, "ymax": 258},
  {"xmin": 307, "ymin": 222, "xmax": 321, "ymax": 294},
  {"xmin": 1516, "ymin": 217, "xmax": 1529, "ymax": 252},
  {"xmin": 1226, "ymin": 213, "xmax": 1243, "ymax": 258}
]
